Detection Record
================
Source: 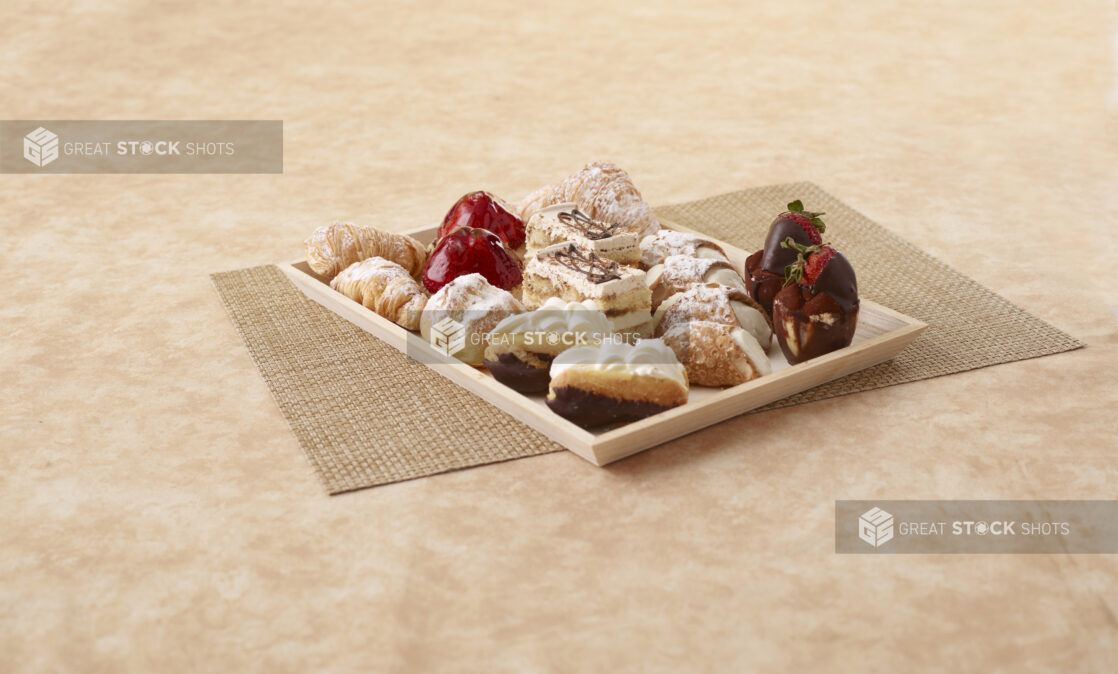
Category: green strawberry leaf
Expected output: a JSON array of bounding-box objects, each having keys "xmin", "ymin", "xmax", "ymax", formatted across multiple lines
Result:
[{"xmin": 787, "ymin": 200, "xmax": 804, "ymax": 213}]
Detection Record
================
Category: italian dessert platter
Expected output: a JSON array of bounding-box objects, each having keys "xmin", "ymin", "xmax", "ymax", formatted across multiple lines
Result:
[{"xmin": 285, "ymin": 163, "xmax": 925, "ymax": 465}]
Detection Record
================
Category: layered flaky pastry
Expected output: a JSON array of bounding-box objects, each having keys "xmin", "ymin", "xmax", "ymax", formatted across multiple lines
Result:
[
  {"xmin": 306, "ymin": 221, "xmax": 427, "ymax": 280},
  {"xmin": 517, "ymin": 162, "xmax": 660, "ymax": 241},
  {"xmin": 330, "ymin": 257, "xmax": 428, "ymax": 330},
  {"xmin": 661, "ymin": 320, "xmax": 771, "ymax": 387}
]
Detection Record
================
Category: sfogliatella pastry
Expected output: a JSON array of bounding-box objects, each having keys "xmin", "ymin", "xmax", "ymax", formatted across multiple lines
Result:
[
  {"xmin": 525, "ymin": 203, "xmax": 640, "ymax": 265},
  {"xmin": 652, "ymin": 282, "xmax": 773, "ymax": 349},
  {"xmin": 772, "ymin": 243, "xmax": 859, "ymax": 364},
  {"xmin": 744, "ymin": 200, "xmax": 826, "ymax": 318},
  {"xmin": 420, "ymin": 273, "xmax": 525, "ymax": 366},
  {"xmin": 639, "ymin": 230, "xmax": 729, "ymax": 269},
  {"xmin": 517, "ymin": 161, "xmax": 660, "ymax": 241},
  {"xmin": 645, "ymin": 254, "xmax": 748, "ymax": 309},
  {"xmin": 483, "ymin": 297, "xmax": 612, "ymax": 393},
  {"xmin": 330, "ymin": 257, "xmax": 429, "ymax": 331},
  {"xmin": 661, "ymin": 320, "xmax": 770, "ymax": 387},
  {"xmin": 305, "ymin": 221, "xmax": 428, "ymax": 280},
  {"xmin": 547, "ymin": 339, "xmax": 688, "ymax": 428},
  {"xmin": 523, "ymin": 243, "xmax": 652, "ymax": 335}
]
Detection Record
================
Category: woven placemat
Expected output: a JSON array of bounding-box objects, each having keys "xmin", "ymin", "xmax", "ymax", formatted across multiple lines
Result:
[{"xmin": 212, "ymin": 182, "xmax": 1082, "ymax": 493}]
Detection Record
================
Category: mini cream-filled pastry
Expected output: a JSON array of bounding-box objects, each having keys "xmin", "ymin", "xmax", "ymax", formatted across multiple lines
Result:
[
  {"xmin": 639, "ymin": 230, "xmax": 730, "ymax": 269},
  {"xmin": 330, "ymin": 257, "xmax": 428, "ymax": 331},
  {"xmin": 420, "ymin": 273, "xmax": 525, "ymax": 366},
  {"xmin": 517, "ymin": 161, "xmax": 660, "ymax": 241},
  {"xmin": 305, "ymin": 221, "xmax": 428, "ymax": 280},
  {"xmin": 525, "ymin": 203, "xmax": 640, "ymax": 265},
  {"xmin": 652, "ymin": 282, "xmax": 773, "ymax": 349},
  {"xmin": 483, "ymin": 297, "xmax": 613, "ymax": 393},
  {"xmin": 547, "ymin": 339, "xmax": 689, "ymax": 428},
  {"xmin": 661, "ymin": 320, "xmax": 771, "ymax": 387},
  {"xmin": 646, "ymin": 254, "xmax": 749, "ymax": 309},
  {"xmin": 522, "ymin": 242, "xmax": 652, "ymax": 335}
]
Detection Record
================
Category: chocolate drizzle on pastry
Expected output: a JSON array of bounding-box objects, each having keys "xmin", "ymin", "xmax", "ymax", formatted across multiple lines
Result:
[
  {"xmin": 551, "ymin": 244, "xmax": 622, "ymax": 283},
  {"xmin": 557, "ymin": 208, "xmax": 614, "ymax": 241}
]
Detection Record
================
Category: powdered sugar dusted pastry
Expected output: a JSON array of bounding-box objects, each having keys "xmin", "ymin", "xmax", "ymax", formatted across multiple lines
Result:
[
  {"xmin": 420, "ymin": 273, "xmax": 525, "ymax": 366},
  {"xmin": 517, "ymin": 162, "xmax": 660, "ymax": 240},
  {"xmin": 547, "ymin": 339, "xmax": 688, "ymax": 428},
  {"xmin": 525, "ymin": 203, "xmax": 640, "ymax": 265},
  {"xmin": 646, "ymin": 254, "xmax": 748, "ymax": 309},
  {"xmin": 652, "ymin": 283, "xmax": 773, "ymax": 349},
  {"xmin": 523, "ymin": 242, "xmax": 652, "ymax": 335},
  {"xmin": 306, "ymin": 221, "xmax": 427, "ymax": 280},
  {"xmin": 330, "ymin": 257, "xmax": 428, "ymax": 330},
  {"xmin": 483, "ymin": 297, "xmax": 612, "ymax": 393},
  {"xmin": 639, "ymin": 230, "xmax": 730, "ymax": 269},
  {"xmin": 661, "ymin": 320, "xmax": 771, "ymax": 387}
]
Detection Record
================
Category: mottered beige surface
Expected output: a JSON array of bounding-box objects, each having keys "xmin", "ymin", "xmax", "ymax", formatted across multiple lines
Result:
[{"xmin": 2, "ymin": 1, "xmax": 1117, "ymax": 672}]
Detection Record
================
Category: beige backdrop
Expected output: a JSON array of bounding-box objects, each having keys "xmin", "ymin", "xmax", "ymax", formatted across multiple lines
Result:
[{"xmin": 2, "ymin": 1, "xmax": 1116, "ymax": 672}]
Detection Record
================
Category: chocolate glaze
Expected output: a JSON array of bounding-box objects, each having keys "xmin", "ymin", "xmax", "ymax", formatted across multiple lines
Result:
[
  {"xmin": 558, "ymin": 208, "xmax": 614, "ymax": 241},
  {"xmin": 485, "ymin": 352, "xmax": 552, "ymax": 394},
  {"xmin": 552, "ymin": 244, "xmax": 622, "ymax": 283},
  {"xmin": 547, "ymin": 387, "xmax": 674, "ymax": 428},
  {"xmin": 744, "ymin": 249, "xmax": 785, "ymax": 318},
  {"xmin": 772, "ymin": 283, "xmax": 859, "ymax": 365},
  {"xmin": 809, "ymin": 250, "xmax": 858, "ymax": 314},
  {"xmin": 758, "ymin": 215, "xmax": 817, "ymax": 274}
]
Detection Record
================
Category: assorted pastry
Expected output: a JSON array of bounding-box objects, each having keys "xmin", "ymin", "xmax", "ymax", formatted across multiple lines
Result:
[
  {"xmin": 547, "ymin": 339, "xmax": 689, "ymax": 428},
  {"xmin": 419, "ymin": 273, "xmax": 525, "ymax": 366},
  {"xmin": 522, "ymin": 242, "xmax": 652, "ymax": 336},
  {"xmin": 525, "ymin": 203, "xmax": 641, "ymax": 265},
  {"xmin": 484, "ymin": 297, "xmax": 612, "ymax": 394},
  {"xmin": 302, "ymin": 168, "xmax": 862, "ymax": 428}
]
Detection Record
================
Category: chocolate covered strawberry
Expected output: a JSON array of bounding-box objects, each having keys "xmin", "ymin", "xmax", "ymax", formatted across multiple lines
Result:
[
  {"xmin": 771, "ymin": 238, "xmax": 859, "ymax": 364},
  {"xmin": 745, "ymin": 200, "xmax": 829, "ymax": 317},
  {"xmin": 421, "ymin": 226, "xmax": 523, "ymax": 294},
  {"xmin": 436, "ymin": 191, "xmax": 525, "ymax": 250}
]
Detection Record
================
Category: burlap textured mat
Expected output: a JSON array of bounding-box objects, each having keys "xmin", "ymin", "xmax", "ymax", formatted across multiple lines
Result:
[{"xmin": 211, "ymin": 182, "xmax": 1083, "ymax": 493}]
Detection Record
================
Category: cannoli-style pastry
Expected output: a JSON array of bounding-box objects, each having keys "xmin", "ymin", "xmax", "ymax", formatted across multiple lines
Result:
[
  {"xmin": 306, "ymin": 221, "xmax": 428, "ymax": 280},
  {"xmin": 645, "ymin": 254, "xmax": 748, "ymax": 309},
  {"xmin": 547, "ymin": 339, "xmax": 688, "ymax": 428},
  {"xmin": 652, "ymin": 282, "xmax": 773, "ymax": 349},
  {"xmin": 483, "ymin": 297, "xmax": 612, "ymax": 393},
  {"xmin": 639, "ymin": 230, "xmax": 730, "ymax": 269},
  {"xmin": 660, "ymin": 320, "xmax": 771, "ymax": 387},
  {"xmin": 329, "ymin": 257, "xmax": 428, "ymax": 330}
]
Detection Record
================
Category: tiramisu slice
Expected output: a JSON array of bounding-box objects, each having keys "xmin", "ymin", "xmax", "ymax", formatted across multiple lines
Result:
[
  {"xmin": 523, "ymin": 242, "xmax": 652, "ymax": 335},
  {"xmin": 525, "ymin": 203, "xmax": 641, "ymax": 265}
]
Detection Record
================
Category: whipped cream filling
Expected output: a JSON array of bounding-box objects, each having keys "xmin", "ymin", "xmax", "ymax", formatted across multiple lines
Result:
[
  {"xmin": 489, "ymin": 296, "xmax": 612, "ymax": 338},
  {"xmin": 730, "ymin": 328, "xmax": 772, "ymax": 376},
  {"xmin": 551, "ymin": 338, "xmax": 688, "ymax": 388}
]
